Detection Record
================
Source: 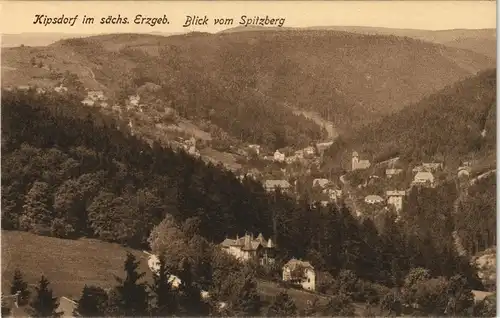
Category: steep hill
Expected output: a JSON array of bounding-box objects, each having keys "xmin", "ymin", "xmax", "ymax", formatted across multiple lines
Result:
[
  {"xmin": 325, "ymin": 68, "xmax": 496, "ymax": 169},
  {"xmin": 303, "ymin": 27, "xmax": 497, "ymax": 59},
  {"xmin": 2, "ymin": 30, "xmax": 495, "ymax": 143},
  {"xmin": 221, "ymin": 26, "xmax": 497, "ymax": 59}
]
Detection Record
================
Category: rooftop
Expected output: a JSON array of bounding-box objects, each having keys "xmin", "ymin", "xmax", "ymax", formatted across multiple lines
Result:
[
  {"xmin": 284, "ymin": 258, "xmax": 314, "ymax": 270},
  {"xmin": 264, "ymin": 180, "xmax": 291, "ymax": 189}
]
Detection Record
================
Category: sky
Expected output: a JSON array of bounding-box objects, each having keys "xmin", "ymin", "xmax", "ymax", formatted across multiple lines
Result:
[{"xmin": 0, "ymin": 1, "xmax": 496, "ymax": 35}]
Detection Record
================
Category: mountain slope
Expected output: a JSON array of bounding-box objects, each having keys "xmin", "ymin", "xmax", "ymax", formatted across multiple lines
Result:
[
  {"xmin": 325, "ymin": 68, "xmax": 496, "ymax": 168},
  {"xmin": 2, "ymin": 30, "xmax": 495, "ymax": 141},
  {"xmin": 221, "ymin": 26, "xmax": 497, "ymax": 59}
]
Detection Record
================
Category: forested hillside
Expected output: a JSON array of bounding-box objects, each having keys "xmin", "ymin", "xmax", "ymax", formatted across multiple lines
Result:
[
  {"xmin": 325, "ymin": 69, "xmax": 496, "ymax": 168},
  {"xmin": 2, "ymin": 30, "xmax": 495, "ymax": 150},
  {"xmin": 1, "ymin": 90, "xmax": 483, "ymax": 292}
]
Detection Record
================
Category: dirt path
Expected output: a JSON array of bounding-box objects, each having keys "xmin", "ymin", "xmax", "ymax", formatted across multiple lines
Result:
[
  {"xmin": 252, "ymin": 88, "xmax": 338, "ymax": 141},
  {"xmin": 290, "ymin": 107, "xmax": 338, "ymax": 140}
]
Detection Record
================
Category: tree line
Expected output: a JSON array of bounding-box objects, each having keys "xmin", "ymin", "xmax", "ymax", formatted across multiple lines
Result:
[
  {"xmin": 3, "ymin": 254, "xmax": 496, "ymax": 317},
  {"xmin": 1, "ymin": 90, "xmax": 486, "ymax": 298}
]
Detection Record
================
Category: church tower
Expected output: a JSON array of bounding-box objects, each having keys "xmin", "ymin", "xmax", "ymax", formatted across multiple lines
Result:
[{"xmin": 352, "ymin": 151, "xmax": 359, "ymax": 171}]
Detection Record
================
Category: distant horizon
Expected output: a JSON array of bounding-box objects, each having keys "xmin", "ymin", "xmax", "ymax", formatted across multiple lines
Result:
[
  {"xmin": 2, "ymin": 24, "xmax": 498, "ymax": 37},
  {"xmin": 0, "ymin": 1, "xmax": 496, "ymax": 35}
]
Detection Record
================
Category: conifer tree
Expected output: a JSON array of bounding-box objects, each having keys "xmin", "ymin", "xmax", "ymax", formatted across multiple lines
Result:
[
  {"xmin": 1, "ymin": 294, "xmax": 12, "ymax": 317},
  {"xmin": 75, "ymin": 285, "xmax": 108, "ymax": 317},
  {"xmin": 10, "ymin": 269, "xmax": 30, "ymax": 306},
  {"xmin": 27, "ymin": 276, "xmax": 62, "ymax": 317},
  {"xmin": 111, "ymin": 252, "xmax": 149, "ymax": 316},
  {"xmin": 177, "ymin": 257, "xmax": 208, "ymax": 316},
  {"xmin": 266, "ymin": 291, "xmax": 297, "ymax": 317},
  {"xmin": 229, "ymin": 265, "xmax": 262, "ymax": 316},
  {"xmin": 149, "ymin": 253, "xmax": 178, "ymax": 316}
]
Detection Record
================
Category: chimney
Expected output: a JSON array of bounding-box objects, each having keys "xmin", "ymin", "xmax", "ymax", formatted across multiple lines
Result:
[
  {"xmin": 267, "ymin": 238, "xmax": 273, "ymax": 248},
  {"xmin": 245, "ymin": 233, "xmax": 251, "ymax": 249}
]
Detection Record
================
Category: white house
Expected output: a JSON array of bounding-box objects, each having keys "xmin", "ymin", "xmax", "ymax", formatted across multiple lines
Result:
[
  {"xmin": 147, "ymin": 254, "xmax": 209, "ymax": 299},
  {"xmin": 312, "ymin": 178, "xmax": 330, "ymax": 189},
  {"xmin": 88, "ymin": 90, "xmax": 105, "ymax": 101},
  {"xmin": 220, "ymin": 233, "xmax": 275, "ymax": 265},
  {"xmin": 303, "ymin": 146, "xmax": 316, "ymax": 157},
  {"xmin": 248, "ymin": 144, "xmax": 261, "ymax": 156},
  {"xmin": 129, "ymin": 94, "xmax": 140, "ymax": 106},
  {"xmin": 315, "ymin": 142, "xmax": 333, "ymax": 156},
  {"xmin": 386, "ymin": 190, "xmax": 406, "ymax": 213},
  {"xmin": 412, "ymin": 171, "xmax": 435, "ymax": 187},
  {"xmin": 282, "ymin": 258, "xmax": 316, "ymax": 291},
  {"xmin": 274, "ymin": 150, "xmax": 285, "ymax": 162},
  {"xmin": 352, "ymin": 151, "xmax": 371, "ymax": 171},
  {"xmin": 364, "ymin": 194, "xmax": 384, "ymax": 205},
  {"xmin": 54, "ymin": 84, "xmax": 68, "ymax": 93},
  {"xmin": 81, "ymin": 98, "xmax": 95, "ymax": 106},
  {"xmin": 264, "ymin": 180, "xmax": 291, "ymax": 193}
]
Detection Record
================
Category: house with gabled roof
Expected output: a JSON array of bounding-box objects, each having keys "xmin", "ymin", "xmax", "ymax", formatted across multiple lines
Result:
[
  {"xmin": 364, "ymin": 194, "xmax": 384, "ymax": 205},
  {"xmin": 352, "ymin": 151, "xmax": 371, "ymax": 171},
  {"xmin": 386, "ymin": 190, "xmax": 406, "ymax": 213},
  {"xmin": 312, "ymin": 178, "xmax": 330, "ymax": 189},
  {"xmin": 412, "ymin": 171, "xmax": 435, "ymax": 187},
  {"xmin": 220, "ymin": 232, "xmax": 275, "ymax": 265},
  {"xmin": 264, "ymin": 179, "xmax": 291, "ymax": 193},
  {"xmin": 282, "ymin": 258, "xmax": 316, "ymax": 291}
]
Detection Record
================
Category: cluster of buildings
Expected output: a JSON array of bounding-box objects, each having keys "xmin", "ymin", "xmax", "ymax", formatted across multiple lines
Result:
[
  {"xmin": 81, "ymin": 90, "xmax": 108, "ymax": 107},
  {"xmin": 220, "ymin": 233, "xmax": 317, "ymax": 291},
  {"xmin": 352, "ymin": 151, "xmax": 371, "ymax": 171},
  {"xmin": 251, "ymin": 141, "xmax": 334, "ymax": 165},
  {"xmin": 1, "ymin": 292, "xmax": 77, "ymax": 317},
  {"xmin": 353, "ymin": 151, "xmax": 451, "ymax": 215},
  {"xmin": 363, "ymin": 190, "xmax": 406, "ymax": 213},
  {"xmin": 176, "ymin": 136, "xmax": 200, "ymax": 157},
  {"xmin": 6, "ymin": 84, "xmax": 68, "ymax": 95}
]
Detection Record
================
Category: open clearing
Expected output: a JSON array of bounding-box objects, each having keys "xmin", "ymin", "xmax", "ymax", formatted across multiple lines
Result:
[
  {"xmin": 1, "ymin": 231, "xmax": 151, "ymax": 300},
  {"xmin": 2, "ymin": 230, "xmax": 366, "ymax": 314}
]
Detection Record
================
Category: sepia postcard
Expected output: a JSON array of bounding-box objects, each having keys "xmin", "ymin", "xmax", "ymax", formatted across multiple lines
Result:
[{"xmin": 0, "ymin": 1, "xmax": 496, "ymax": 317}]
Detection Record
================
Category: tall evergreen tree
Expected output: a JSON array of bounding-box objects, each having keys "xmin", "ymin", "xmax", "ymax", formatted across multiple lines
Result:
[
  {"xmin": 10, "ymin": 269, "xmax": 30, "ymax": 306},
  {"xmin": 27, "ymin": 276, "xmax": 62, "ymax": 317},
  {"xmin": 176, "ymin": 257, "xmax": 209, "ymax": 316},
  {"xmin": 149, "ymin": 253, "xmax": 178, "ymax": 316},
  {"xmin": 75, "ymin": 285, "xmax": 108, "ymax": 317},
  {"xmin": 266, "ymin": 292, "xmax": 297, "ymax": 317},
  {"xmin": 228, "ymin": 265, "xmax": 262, "ymax": 316},
  {"xmin": 1, "ymin": 294, "xmax": 12, "ymax": 317},
  {"xmin": 111, "ymin": 252, "xmax": 149, "ymax": 316}
]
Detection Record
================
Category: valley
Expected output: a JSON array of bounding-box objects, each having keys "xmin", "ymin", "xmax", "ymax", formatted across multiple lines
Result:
[{"xmin": 1, "ymin": 24, "xmax": 496, "ymax": 317}]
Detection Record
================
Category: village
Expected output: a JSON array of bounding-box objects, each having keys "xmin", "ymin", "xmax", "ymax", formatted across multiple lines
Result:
[
  {"xmin": 9, "ymin": 83, "xmax": 492, "ymax": 224},
  {"xmin": 6, "ymin": 81, "xmax": 496, "ymax": 301}
]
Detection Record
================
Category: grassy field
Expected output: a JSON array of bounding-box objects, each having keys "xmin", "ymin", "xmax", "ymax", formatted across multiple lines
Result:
[
  {"xmin": 2, "ymin": 230, "xmax": 366, "ymax": 314},
  {"xmin": 1, "ymin": 230, "xmax": 151, "ymax": 300}
]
